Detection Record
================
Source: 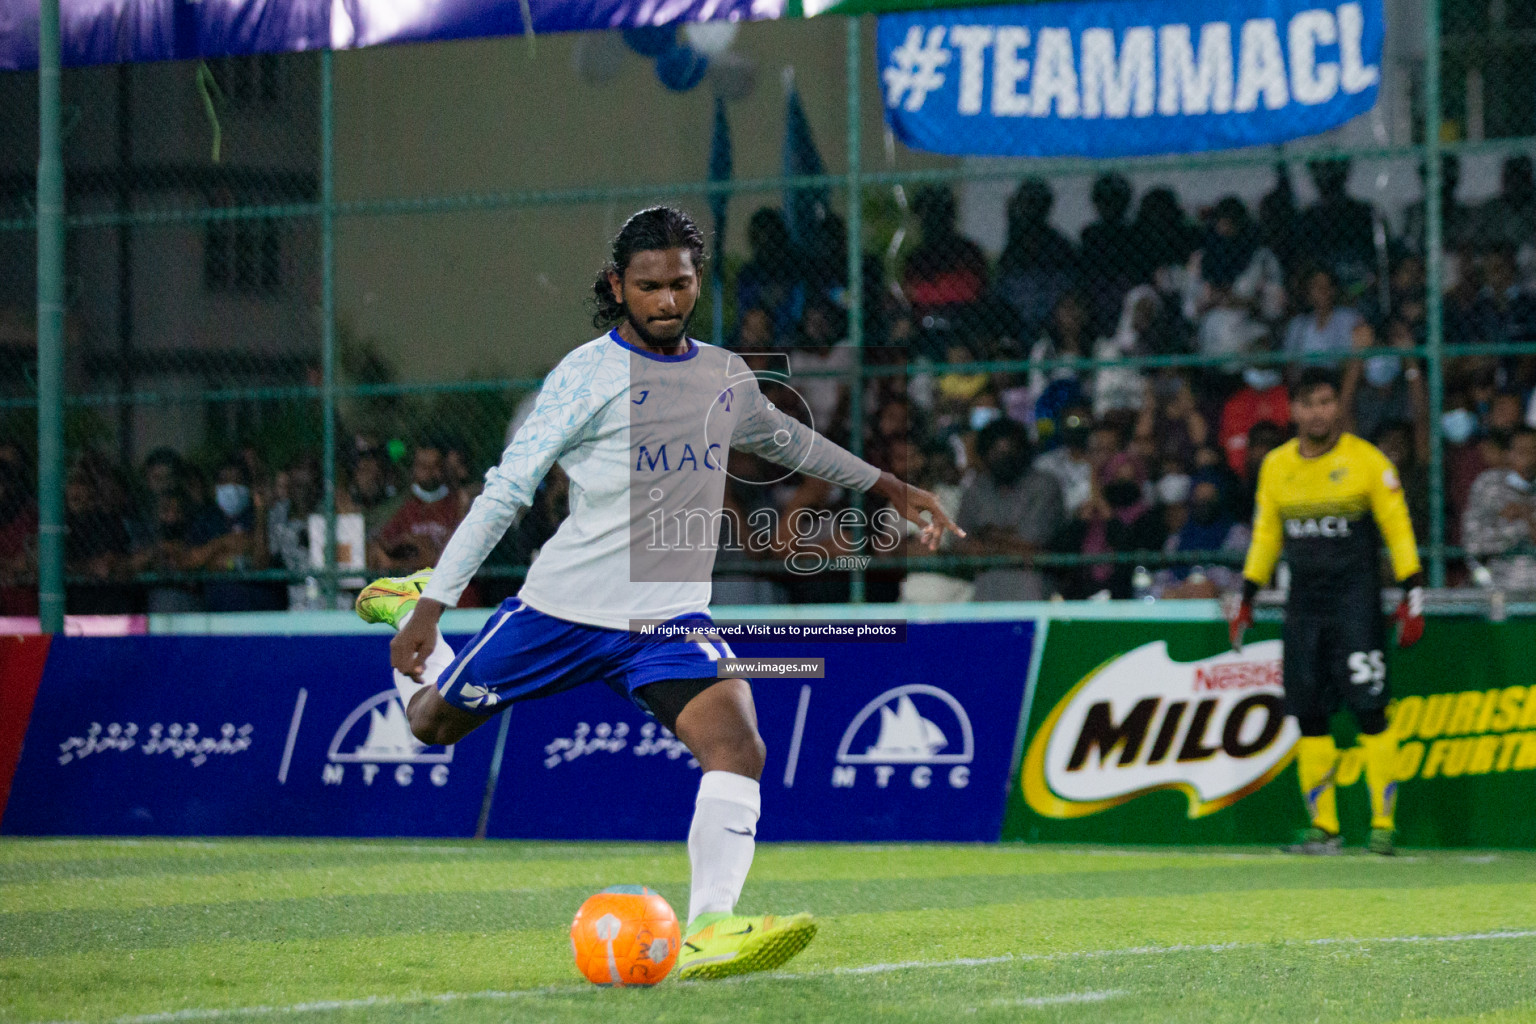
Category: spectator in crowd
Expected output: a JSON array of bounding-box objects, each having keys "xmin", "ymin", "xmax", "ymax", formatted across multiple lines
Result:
[
  {"xmin": 1131, "ymin": 186, "xmax": 1200, "ymax": 297},
  {"xmin": 1444, "ymin": 390, "xmax": 1495, "ymax": 532},
  {"xmin": 0, "ymin": 442, "xmax": 37, "ymax": 616},
  {"xmin": 1462, "ymin": 426, "xmax": 1536, "ymax": 589},
  {"xmin": 1373, "ymin": 420, "xmax": 1430, "ymax": 544},
  {"xmin": 1092, "ymin": 284, "xmax": 1159, "ymax": 418},
  {"xmin": 347, "ymin": 447, "xmax": 404, "ymax": 542},
  {"xmin": 130, "ymin": 487, "xmax": 203, "ymax": 613},
  {"xmin": 1473, "ymin": 155, "xmax": 1536, "ymax": 255},
  {"xmin": 1472, "ymin": 243, "xmax": 1536, "ymax": 351},
  {"xmin": 184, "ymin": 458, "xmax": 278, "ymax": 612},
  {"xmin": 1360, "ymin": 254, "xmax": 1428, "ymax": 341},
  {"xmin": 1233, "ymin": 420, "xmax": 1289, "ymax": 524},
  {"xmin": 1297, "ymin": 157, "xmax": 1378, "ymax": 292},
  {"xmin": 1219, "ymin": 358, "xmax": 1290, "ymax": 475},
  {"xmin": 995, "ymin": 177, "xmax": 1080, "ymax": 335},
  {"xmin": 370, "ymin": 440, "xmax": 463, "ymax": 577},
  {"xmin": 1155, "ymin": 470, "xmax": 1249, "ymax": 598},
  {"xmin": 1027, "ymin": 292, "xmax": 1095, "ymax": 417},
  {"xmin": 1402, "ymin": 154, "xmax": 1476, "ymax": 259},
  {"xmin": 957, "ymin": 418, "xmax": 1065, "ymax": 600},
  {"xmin": 1183, "ymin": 196, "xmax": 1285, "ymax": 376},
  {"xmin": 1346, "ymin": 314, "xmax": 1428, "ymax": 442},
  {"xmin": 1080, "ymin": 173, "xmax": 1139, "ymax": 330},
  {"xmin": 444, "ymin": 441, "xmax": 483, "ymax": 511},
  {"xmin": 1284, "ymin": 267, "xmax": 1371, "ymax": 376},
  {"xmin": 1136, "ymin": 373, "xmax": 1209, "ymax": 475},
  {"xmin": 1053, "ymin": 451, "xmax": 1164, "ymax": 599},
  {"xmin": 266, "ymin": 457, "xmax": 333, "ymax": 611},
  {"xmin": 898, "ymin": 436, "xmax": 972, "ymax": 604},
  {"xmin": 1035, "ymin": 406, "xmax": 1118, "ymax": 516},
  {"xmin": 736, "ymin": 207, "xmax": 804, "ymax": 339},
  {"xmin": 788, "ymin": 295, "xmax": 856, "ymax": 440},
  {"xmin": 64, "ymin": 453, "xmax": 135, "ymax": 614},
  {"xmin": 733, "ymin": 305, "xmax": 776, "ymax": 350},
  {"xmin": 901, "ymin": 185, "xmax": 989, "ymax": 326},
  {"xmin": 1257, "ymin": 163, "xmax": 1299, "ymax": 273}
]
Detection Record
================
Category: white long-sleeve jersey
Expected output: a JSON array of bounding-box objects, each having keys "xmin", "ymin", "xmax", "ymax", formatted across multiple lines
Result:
[{"xmin": 420, "ymin": 330, "xmax": 883, "ymax": 629}]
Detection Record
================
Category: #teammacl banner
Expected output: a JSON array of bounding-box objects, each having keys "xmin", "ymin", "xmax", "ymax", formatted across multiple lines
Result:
[{"xmin": 877, "ymin": 0, "xmax": 1382, "ymax": 157}]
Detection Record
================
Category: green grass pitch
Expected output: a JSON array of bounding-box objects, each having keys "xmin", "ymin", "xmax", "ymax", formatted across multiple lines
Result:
[{"xmin": 2, "ymin": 840, "xmax": 1534, "ymax": 1023}]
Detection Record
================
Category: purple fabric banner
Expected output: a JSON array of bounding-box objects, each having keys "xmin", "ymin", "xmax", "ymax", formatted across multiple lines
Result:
[{"xmin": 0, "ymin": 0, "xmax": 775, "ymax": 71}]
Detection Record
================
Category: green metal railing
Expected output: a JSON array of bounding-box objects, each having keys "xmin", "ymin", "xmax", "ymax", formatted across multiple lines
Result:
[{"xmin": 16, "ymin": 3, "xmax": 1536, "ymax": 626}]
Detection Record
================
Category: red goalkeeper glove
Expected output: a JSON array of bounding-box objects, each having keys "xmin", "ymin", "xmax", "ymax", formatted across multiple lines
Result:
[
  {"xmin": 1394, "ymin": 574, "xmax": 1426, "ymax": 648},
  {"xmin": 1229, "ymin": 581, "xmax": 1257, "ymax": 653}
]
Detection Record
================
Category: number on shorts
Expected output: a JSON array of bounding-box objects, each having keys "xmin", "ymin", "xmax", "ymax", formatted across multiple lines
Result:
[{"xmin": 1347, "ymin": 650, "xmax": 1386, "ymax": 695}]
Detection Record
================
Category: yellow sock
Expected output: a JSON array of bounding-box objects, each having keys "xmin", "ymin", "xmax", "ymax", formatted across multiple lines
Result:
[
  {"xmin": 1296, "ymin": 736, "xmax": 1340, "ymax": 835},
  {"xmin": 1360, "ymin": 730, "xmax": 1399, "ymax": 830}
]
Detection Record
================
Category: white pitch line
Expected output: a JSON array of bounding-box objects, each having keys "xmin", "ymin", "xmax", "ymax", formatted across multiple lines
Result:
[
  {"xmin": 987, "ymin": 989, "xmax": 1127, "ymax": 1008},
  {"xmin": 33, "ymin": 930, "xmax": 1536, "ymax": 1024}
]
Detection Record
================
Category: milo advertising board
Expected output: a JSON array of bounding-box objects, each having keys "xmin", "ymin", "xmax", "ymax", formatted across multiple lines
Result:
[{"xmin": 1003, "ymin": 617, "xmax": 1536, "ymax": 847}]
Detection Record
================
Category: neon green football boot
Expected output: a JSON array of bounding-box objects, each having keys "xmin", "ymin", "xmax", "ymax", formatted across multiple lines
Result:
[
  {"xmin": 354, "ymin": 568, "xmax": 434, "ymax": 629},
  {"xmin": 675, "ymin": 912, "xmax": 818, "ymax": 981}
]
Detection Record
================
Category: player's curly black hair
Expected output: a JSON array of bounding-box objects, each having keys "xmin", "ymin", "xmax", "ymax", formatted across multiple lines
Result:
[{"xmin": 590, "ymin": 206, "xmax": 708, "ymax": 329}]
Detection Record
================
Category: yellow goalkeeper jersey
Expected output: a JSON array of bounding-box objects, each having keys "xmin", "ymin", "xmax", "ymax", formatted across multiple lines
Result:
[{"xmin": 1243, "ymin": 433, "xmax": 1420, "ymax": 611}]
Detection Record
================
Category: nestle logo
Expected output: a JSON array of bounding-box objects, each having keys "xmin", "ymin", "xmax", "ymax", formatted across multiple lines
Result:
[{"xmin": 1193, "ymin": 661, "xmax": 1281, "ymax": 693}]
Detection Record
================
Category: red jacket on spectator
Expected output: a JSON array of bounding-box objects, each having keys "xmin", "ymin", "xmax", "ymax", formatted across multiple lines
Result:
[{"xmin": 1220, "ymin": 385, "xmax": 1290, "ymax": 475}]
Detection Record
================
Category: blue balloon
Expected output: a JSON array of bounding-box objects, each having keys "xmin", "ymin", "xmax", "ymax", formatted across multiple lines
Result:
[
  {"xmin": 622, "ymin": 26, "xmax": 675, "ymax": 57},
  {"xmin": 655, "ymin": 43, "xmax": 708, "ymax": 92}
]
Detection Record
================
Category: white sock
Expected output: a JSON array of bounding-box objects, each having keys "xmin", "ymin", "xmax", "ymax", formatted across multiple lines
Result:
[
  {"xmin": 391, "ymin": 607, "xmax": 457, "ymax": 713},
  {"xmin": 687, "ymin": 771, "xmax": 760, "ymax": 927}
]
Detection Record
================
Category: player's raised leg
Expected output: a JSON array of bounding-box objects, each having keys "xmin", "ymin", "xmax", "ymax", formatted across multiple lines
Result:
[
  {"xmin": 355, "ymin": 568, "xmax": 484, "ymax": 745},
  {"xmin": 642, "ymin": 677, "xmax": 816, "ymax": 980}
]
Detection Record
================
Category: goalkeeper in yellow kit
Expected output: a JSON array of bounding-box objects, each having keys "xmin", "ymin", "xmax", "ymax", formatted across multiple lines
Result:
[{"xmin": 1229, "ymin": 369, "xmax": 1425, "ymax": 856}]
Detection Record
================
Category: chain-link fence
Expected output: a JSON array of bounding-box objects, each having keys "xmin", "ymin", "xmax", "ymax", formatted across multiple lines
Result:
[{"xmin": 5, "ymin": 8, "xmax": 1536, "ymax": 617}]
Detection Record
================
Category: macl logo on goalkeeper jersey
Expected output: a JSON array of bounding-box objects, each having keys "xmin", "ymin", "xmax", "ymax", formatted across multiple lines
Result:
[
  {"xmin": 830, "ymin": 684, "xmax": 974, "ymax": 790},
  {"xmin": 1023, "ymin": 641, "xmax": 1299, "ymax": 818},
  {"xmin": 322, "ymin": 689, "xmax": 453, "ymax": 787}
]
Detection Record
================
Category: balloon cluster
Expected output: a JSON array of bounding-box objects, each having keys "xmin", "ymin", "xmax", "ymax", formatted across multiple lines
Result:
[{"xmin": 574, "ymin": 22, "xmax": 755, "ymax": 98}]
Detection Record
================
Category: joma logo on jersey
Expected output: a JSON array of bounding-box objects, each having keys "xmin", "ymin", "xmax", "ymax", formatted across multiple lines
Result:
[
  {"xmin": 323, "ymin": 690, "xmax": 453, "ymax": 787},
  {"xmin": 634, "ymin": 443, "xmax": 725, "ymax": 472},
  {"xmin": 1023, "ymin": 641, "xmax": 1299, "ymax": 819},
  {"xmin": 830, "ymin": 684, "xmax": 973, "ymax": 790},
  {"xmin": 1285, "ymin": 515, "xmax": 1352, "ymax": 538}
]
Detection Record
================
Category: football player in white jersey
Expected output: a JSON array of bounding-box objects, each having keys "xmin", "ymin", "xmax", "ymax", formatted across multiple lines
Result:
[{"xmin": 356, "ymin": 207, "xmax": 963, "ymax": 979}]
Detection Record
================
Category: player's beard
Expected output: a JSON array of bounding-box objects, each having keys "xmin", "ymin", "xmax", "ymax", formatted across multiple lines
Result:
[{"xmin": 624, "ymin": 304, "xmax": 694, "ymax": 353}]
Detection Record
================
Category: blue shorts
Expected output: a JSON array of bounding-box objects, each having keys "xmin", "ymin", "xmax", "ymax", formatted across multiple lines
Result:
[{"xmin": 435, "ymin": 597, "xmax": 737, "ymax": 718}]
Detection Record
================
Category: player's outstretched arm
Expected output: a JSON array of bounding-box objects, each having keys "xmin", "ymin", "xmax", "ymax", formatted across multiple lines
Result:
[{"xmin": 868, "ymin": 471, "xmax": 966, "ymax": 552}]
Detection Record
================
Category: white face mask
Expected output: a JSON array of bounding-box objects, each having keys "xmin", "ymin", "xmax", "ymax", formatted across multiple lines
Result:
[
  {"xmin": 1243, "ymin": 368, "xmax": 1282, "ymax": 391},
  {"xmin": 412, "ymin": 482, "xmax": 450, "ymax": 503},
  {"xmin": 969, "ymin": 406, "xmax": 1002, "ymax": 432},
  {"xmin": 1509, "ymin": 471, "xmax": 1535, "ymax": 493},
  {"xmin": 1364, "ymin": 355, "xmax": 1402, "ymax": 388},
  {"xmin": 215, "ymin": 483, "xmax": 250, "ymax": 518},
  {"xmin": 1442, "ymin": 409, "xmax": 1478, "ymax": 445},
  {"xmin": 1156, "ymin": 473, "xmax": 1192, "ymax": 505}
]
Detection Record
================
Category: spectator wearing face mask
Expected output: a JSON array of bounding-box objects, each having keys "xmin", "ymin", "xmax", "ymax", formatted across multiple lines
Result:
[
  {"xmin": 1347, "ymin": 314, "xmax": 1427, "ymax": 442},
  {"xmin": 1155, "ymin": 472, "xmax": 1249, "ymax": 598},
  {"xmin": 182, "ymin": 458, "xmax": 278, "ymax": 612},
  {"xmin": 957, "ymin": 418, "xmax": 1065, "ymax": 601},
  {"xmin": 371, "ymin": 441, "xmax": 464, "ymax": 576},
  {"xmin": 1219, "ymin": 364, "xmax": 1290, "ymax": 475},
  {"xmin": 1462, "ymin": 426, "xmax": 1536, "ymax": 589},
  {"xmin": 1053, "ymin": 452, "xmax": 1165, "ymax": 599}
]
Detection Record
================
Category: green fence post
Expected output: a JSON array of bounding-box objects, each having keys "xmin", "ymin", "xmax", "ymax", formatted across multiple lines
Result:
[
  {"xmin": 846, "ymin": 14, "xmax": 866, "ymax": 604},
  {"xmin": 1423, "ymin": 0, "xmax": 1446, "ymax": 587},
  {"xmin": 320, "ymin": 49, "xmax": 339, "ymax": 605},
  {"xmin": 35, "ymin": 0, "xmax": 65, "ymax": 633}
]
